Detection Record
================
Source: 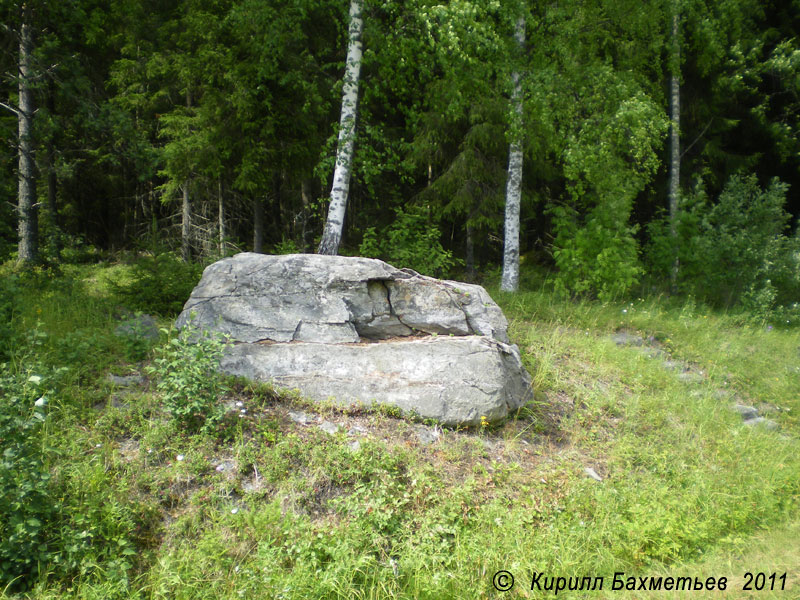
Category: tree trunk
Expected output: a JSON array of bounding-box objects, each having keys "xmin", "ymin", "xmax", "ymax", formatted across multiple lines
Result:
[
  {"xmin": 273, "ymin": 171, "xmax": 283, "ymax": 242},
  {"xmin": 300, "ymin": 178, "xmax": 312, "ymax": 252},
  {"xmin": 218, "ymin": 179, "xmax": 226, "ymax": 256},
  {"xmin": 17, "ymin": 3, "xmax": 38, "ymax": 264},
  {"xmin": 668, "ymin": 8, "xmax": 681, "ymax": 293},
  {"xmin": 181, "ymin": 181, "xmax": 192, "ymax": 262},
  {"xmin": 318, "ymin": 0, "xmax": 363, "ymax": 255},
  {"xmin": 253, "ymin": 196, "xmax": 265, "ymax": 253},
  {"xmin": 45, "ymin": 83, "xmax": 62, "ymax": 258},
  {"xmin": 500, "ymin": 16, "xmax": 525, "ymax": 293},
  {"xmin": 181, "ymin": 90, "xmax": 193, "ymax": 262},
  {"xmin": 465, "ymin": 219, "xmax": 475, "ymax": 281}
]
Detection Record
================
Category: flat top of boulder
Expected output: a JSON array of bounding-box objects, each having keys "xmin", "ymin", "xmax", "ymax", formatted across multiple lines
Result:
[{"xmin": 176, "ymin": 253, "xmax": 510, "ymax": 345}]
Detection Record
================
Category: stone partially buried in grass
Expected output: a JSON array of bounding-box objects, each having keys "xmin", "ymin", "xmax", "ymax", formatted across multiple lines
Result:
[{"xmin": 176, "ymin": 253, "xmax": 533, "ymax": 427}]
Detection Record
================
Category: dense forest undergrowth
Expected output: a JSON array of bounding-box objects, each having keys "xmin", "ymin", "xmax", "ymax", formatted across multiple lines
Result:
[{"xmin": 1, "ymin": 255, "xmax": 798, "ymax": 599}]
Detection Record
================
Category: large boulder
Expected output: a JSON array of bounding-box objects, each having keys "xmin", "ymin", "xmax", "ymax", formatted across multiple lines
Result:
[{"xmin": 176, "ymin": 253, "xmax": 532, "ymax": 426}]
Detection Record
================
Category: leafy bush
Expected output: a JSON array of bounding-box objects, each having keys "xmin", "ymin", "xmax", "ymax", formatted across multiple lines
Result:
[
  {"xmin": 647, "ymin": 174, "xmax": 800, "ymax": 321},
  {"xmin": 273, "ymin": 238, "xmax": 299, "ymax": 255},
  {"xmin": 0, "ymin": 366, "xmax": 57, "ymax": 591},
  {"xmin": 112, "ymin": 252, "xmax": 203, "ymax": 315},
  {"xmin": 0, "ymin": 274, "xmax": 21, "ymax": 361},
  {"xmin": 147, "ymin": 323, "xmax": 231, "ymax": 433},
  {"xmin": 551, "ymin": 202, "xmax": 643, "ymax": 301},
  {"xmin": 359, "ymin": 206, "xmax": 458, "ymax": 276}
]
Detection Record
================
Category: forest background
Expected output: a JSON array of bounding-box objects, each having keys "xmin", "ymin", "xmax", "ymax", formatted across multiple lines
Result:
[{"xmin": 2, "ymin": 0, "xmax": 800, "ymax": 316}]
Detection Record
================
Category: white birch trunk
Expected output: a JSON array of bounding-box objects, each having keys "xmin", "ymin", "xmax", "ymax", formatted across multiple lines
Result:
[
  {"xmin": 500, "ymin": 17, "xmax": 526, "ymax": 292},
  {"xmin": 318, "ymin": 0, "xmax": 363, "ymax": 255},
  {"xmin": 181, "ymin": 181, "xmax": 192, "ymax": 262},
  {"xmin": 17, "ymin": 3, "xmax": 38, "ymax": 264},
  {"xmin": 218, "ymin": 179, "xmax": 226, "ymax": 256},
  {"xmin": 668, "ymin": 9, "xmax": 681, "ymax": 292}
]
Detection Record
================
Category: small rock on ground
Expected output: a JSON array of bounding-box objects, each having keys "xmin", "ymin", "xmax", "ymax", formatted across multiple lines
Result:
[
  {"xmin": 106, "ymin": 373, "xmax": 145, "ymax": 387},
  {"xmin": 214, "ymin": 459, "xmax": 237, "ymax": 473},
  {"xmin": 734, "ymin": 404, "xmax": 759, "ymax": 421},
  {"xmin": 677, "ymin": 371, "xmax": 705, "ymax": 384},
  {"xmin": 318, "ymin": 421, "xmax": 341, "ymax": 435},
  {"xmin": 585, "ymin": 467, "xmax": 603, "ymax": 481},
  {"xmin": 288, "ymin": 411, "xmax": 311, "ymax": 425},
  {"xmin": 413, "ymin": 424, "xmax": 440, "ymax": 445},
  {"xmin": 744, "ymin": 416, "xmax": 779, "ymax": 430},
  {"xmin": 611, "ymin": 332, "xmax": 645, "ymax": 347}
]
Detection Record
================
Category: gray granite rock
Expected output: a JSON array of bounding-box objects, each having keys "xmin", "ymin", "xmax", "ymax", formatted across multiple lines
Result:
[
  {"xmin": 611, "ymin": 332, "xmax": 645, "ymax": 347},
  {"xmin": 221, "ymin": 336, "xmax": 530, "ymax": 427},
  {"xmin": 413, "ymin": 424, "xmax": 441, "ymax": 445},
  {"xmin": 734, "ymin": 404, "xmax": 759, "ymax": 421},
  {"xmin": 744, "ymin": 416, "xmax": 779, "ymax": 430},
  {"xmin": 318, "ymin": 421, "xmax": 342, "ymax": 435},
  {"xmin": 176, "ymin": 253, "xmax": 510, "ymax": 344},
  {"xmin": 106, "ymin": 373, "xmax": 145, "ymax": 387},
  {"xmin": 176, "ymin": 253, "xmax": 532, "ymax": 426}
]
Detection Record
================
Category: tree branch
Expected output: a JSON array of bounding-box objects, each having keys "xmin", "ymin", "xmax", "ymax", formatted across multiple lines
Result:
[
  {"xmin": 0, "ymin": 101, "xmax": 20, "ymax": 116},
  {"xmin": 680, "ymin": 118, "xmax": 714, "ymax": 159}
]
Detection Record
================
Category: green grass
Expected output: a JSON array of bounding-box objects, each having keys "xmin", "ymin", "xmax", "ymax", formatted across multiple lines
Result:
[{"xmin": 1, "ymin": 262, "xmax": 798, "ymax": 599}]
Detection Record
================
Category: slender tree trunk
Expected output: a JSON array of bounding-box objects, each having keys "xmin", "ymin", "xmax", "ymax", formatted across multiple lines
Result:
[
  {"xmin": 668, "ymin": 8, "xmax": 681, "ymax": 293},
  {"xmin": 45, "ymin": 83, "xmax": 62, "ymax": 258},
  {"xmin": 500, "ymin": 16, "xmax": 525, "ymax": 292},
  {"xmin": 318, "ymin": 0, "xmax": 363, "ymax": 255},
  {"xmin": 300, "ymin": 178, "xmax": 312, "ymax": 252},
  {"xmin": 181, "ymin": 90, "xmax": 193, "ymax": 262},
  {"xmin": 273, "ymin": 171, "xmax": 283, "ymax": 242},
  {"xmin": 218, "ymin": 179, "xmax": 226, "ymax": 256},
  {"xmin": 46, "ymin": 149, "xmax": 61, "ymax": 258},
  {"xmin": 181, "ymin": 181, "xmax": 192, "ymax": 262},
  {"xmin": 17, "ymin": 3, "xmax": 38, "ymax": 264},
  {"xmin": 253, "ymin": 196, "xmax": 264, "ymax": 253},
  {"xmin": 465, "ymin": 219, "xmax": 475, "ymax": 281}
]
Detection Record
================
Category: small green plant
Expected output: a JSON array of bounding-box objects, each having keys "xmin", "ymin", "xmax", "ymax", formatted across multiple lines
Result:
[
  {"xmin": 0, "ymin": 274, "xmax": 21, "ymax": 361},
  {"xmin": 0, "ymin": 366, "xmax": 56, "ymax": 591},
  {"xmin": 147, "ymin": 324, "xmax": 231, "ymax": 434},
  {"xmin": 273, "ymin": 238, "xmax": 299, "ymax": 255}
]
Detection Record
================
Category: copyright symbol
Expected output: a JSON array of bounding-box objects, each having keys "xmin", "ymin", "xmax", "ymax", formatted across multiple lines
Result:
[{"xmin": 493, "ymin": 570, "xmax": 514, "ymax": 592}]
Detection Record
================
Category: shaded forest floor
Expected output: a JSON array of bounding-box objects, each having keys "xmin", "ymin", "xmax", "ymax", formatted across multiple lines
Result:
[{"xmin": 1, "ymin": 259, "xmax": 799, "ymax": 599}]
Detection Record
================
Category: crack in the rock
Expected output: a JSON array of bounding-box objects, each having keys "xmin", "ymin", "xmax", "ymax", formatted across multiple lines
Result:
[
  {"xmin": 291, "ymin": 320, "xmax": 303, "ymax": 341},
  {"xmin": 441, "ymin": 284, "xmax": 476, "ymax": 335},
  {"xmin": 382, "ymin": 279, "xmax": 419, "ymax": 333}
]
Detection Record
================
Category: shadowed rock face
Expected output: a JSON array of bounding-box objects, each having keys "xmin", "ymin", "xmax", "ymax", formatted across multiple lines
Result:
[{"xmin": 176, "ymin": 253, "xmax": 532, "ymax": 426}]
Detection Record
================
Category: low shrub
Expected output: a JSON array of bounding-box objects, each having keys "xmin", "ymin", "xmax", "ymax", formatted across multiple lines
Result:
[
  {"xmin": 647, "ymin": 173, "xmax": 800, "ymax": 322},
  {"xmin": 112, "ymin": 252, "xmax": 203, "ymax": 315},
  {"xmin": 359, "ymin": 206, "xmax": 458, "ymax": 276},
  {"xmin": 147, "ymin": 323, "xmax": 231, "ymax": 434}
]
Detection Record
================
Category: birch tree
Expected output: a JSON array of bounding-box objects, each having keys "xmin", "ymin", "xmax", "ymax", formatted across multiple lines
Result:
[
  {"xmin": 318, "ymin": 0, "xmax": 363, "ymax": 255},
  {"xmin": 668, "ymin": 3, "xmax": 680, "ymax": 292},
  {"xmin": 500, "ymin": 16, "xmax": 525, "ymax": 292}
]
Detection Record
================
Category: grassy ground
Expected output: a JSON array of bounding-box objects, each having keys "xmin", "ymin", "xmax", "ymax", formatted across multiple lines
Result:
[{"xmin": 1, "ymin": 261, "xmax": 798, "ymax": 599}]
